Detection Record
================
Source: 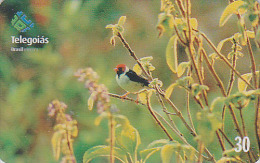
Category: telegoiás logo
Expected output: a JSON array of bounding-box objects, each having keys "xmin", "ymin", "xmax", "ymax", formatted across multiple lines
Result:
[
  {"xmin": 11, "ymin": 11, "xmax": 34, "ymax": 32},
  {"xmin": 10, "ymin": 11, "xmax": 49, "ymax": 52}
]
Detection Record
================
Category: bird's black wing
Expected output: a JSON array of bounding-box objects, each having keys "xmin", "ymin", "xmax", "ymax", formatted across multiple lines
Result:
[{"xmin": 126, "ymin": 69, "xmax": 149, "ymax": 86}]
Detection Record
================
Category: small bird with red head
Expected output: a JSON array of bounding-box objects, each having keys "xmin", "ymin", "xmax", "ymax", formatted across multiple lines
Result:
[{"xmin": 114, "ymin": 64, "xmax": 150, "ymax": 98}]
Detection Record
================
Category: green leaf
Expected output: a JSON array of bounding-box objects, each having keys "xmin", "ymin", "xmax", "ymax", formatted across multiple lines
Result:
[
  {"xmin": 238, "ymin": 18, "xmax": 247, "ymax": 45},
  {"xmin": 114, "ymin": 115, "xmax": 131, "ymax": 128},
  {"xmin": 157, "ymin": 13, "xmax": 174, "ymax": 37},
  {"xmin": 238, "ymin": 73, "xmax": 252, "ymax": 92},
  {"xmin": 166, "ymin": 35, "xmax": 178, "ymax": 73},
  {"xmin": 161, "ymin": 144, "xmax": 176, "ymax": 163},
  {"xmin": 248, "ymin": 14, "xmax": 258, "ymax": 27},
  {"xmin": 191, "ymin": 84, "xmax": 209, "ymax": 97},
  {"xmin": 94, "ymin": 112, "xmax": 108, "ymax": 126},
  {"xmin": 161, "ymin": 143, "xmax": 195, "ymax": 163},
  {"xmin": 115, "ymin": 123, "xmax": 141, "ymax": 156},
  {"xmin": 165, "ymin": 83, "xmax": 177, "ymax": 99},
  {"xmin": 219, "ymin": 1, "xmax": 247, "ymax": 27},
  {"xmin": 196, "ymin": 109, "xmax": 222, "ymax": 146},
  {"xmin": 177, "ymin": 62, "xmax": 190, "ymax": 77},
  {"xmin": 140, "ymin": 147, "xmax": 161, "ymax": 163},
  {"xmin": 147, "ymin": 139, "xmax": 171, "ymax": 148},
  {"xmin": 209, "ymin": 97, "xmax": 225, "ymax": 112},
  {"xmin": 83, "ymin": 145, "xmax": 128, "ymax": 163}
]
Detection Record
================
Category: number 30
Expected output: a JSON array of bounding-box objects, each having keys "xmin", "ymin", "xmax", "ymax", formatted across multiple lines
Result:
[{"xmin": 235, "ymin": 136, "xmax": 250, "ymax": 152}]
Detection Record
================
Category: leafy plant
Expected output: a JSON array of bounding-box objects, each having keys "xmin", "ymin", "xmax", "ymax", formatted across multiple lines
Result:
[{"xmin": 46, "ymin": 0, "xmax": 260, "ymax": 162}]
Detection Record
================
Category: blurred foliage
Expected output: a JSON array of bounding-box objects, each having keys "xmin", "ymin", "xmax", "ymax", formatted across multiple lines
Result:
[{"xmin": 0, "ymin": 0, "xmax": 259, "ymax": 163}]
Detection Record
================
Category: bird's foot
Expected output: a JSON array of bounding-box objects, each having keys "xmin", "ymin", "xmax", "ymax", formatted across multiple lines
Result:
[{"xmin": 120, "ymin": 92, "xmax": 130, "ymax": 101}]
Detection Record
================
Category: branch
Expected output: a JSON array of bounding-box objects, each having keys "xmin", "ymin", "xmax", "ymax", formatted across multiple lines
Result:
[
  {"xmin": 108, "ymin": 93, "xmax": 145, "ymax": 105},
  {"xmin": 196, "ymin": 30, "xmax": 255, "ymax": 90},
  {"xmin": 146, "ymin": 95, "xmax": 173, "ymax": 141}
]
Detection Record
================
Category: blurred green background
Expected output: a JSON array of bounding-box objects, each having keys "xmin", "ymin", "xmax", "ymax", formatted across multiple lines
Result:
[{"xmin": 0, "ymin": 0, "xmax": 259, "ymax": 162}]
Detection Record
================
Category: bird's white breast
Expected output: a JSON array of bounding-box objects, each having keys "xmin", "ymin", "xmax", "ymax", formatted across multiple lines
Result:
[{"xmin": 116, "ymin": 72, "xmax": 145, "ymax": 93}]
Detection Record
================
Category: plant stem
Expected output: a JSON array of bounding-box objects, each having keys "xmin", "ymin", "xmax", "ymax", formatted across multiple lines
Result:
[
  {"xmin": 108, "ymin": 112, "xmax": 115, "ymax": 163},
  {"xmin": 155, "ymin": 93, "xmax": 182, "ymax": 134},
  {"xmin": 201, "ymin": 48, "xmax": 227, "ymax": 97},
  {"xmin": 195, "ymin": 30, "xmax": 255, "ymax": 90},
  {"xmin": 228, "ymin": 105, "xmax": 243, "ymax": 137},
  {"xmin": 218, "ymin": 129, "xmax": 235, "ymax": 148},
  {"xmin": 185, "ymin": 0, "xmax": 208, "ymax": 106},
  {"xmin": 154, "ymin": 110, "xmax": 211, "ymax": 161},
  {"xmin": 197, "ymin": 141, "xmax": 204, "ymax": 163},
  {"xmin": 186, "ymin": 70, "xmax": 196, "ymax": 130},
  {"xmin": 216, "ymin": 130, "xmax": 225, "ymax": 151},
  {"xmin": 175, "ymin": 0, "xmax": 186, "ymax": 17},
  {"xmin": 146, "ymin": 95, "xmax": 173, "ymax": 141},
  {"xmin": 156, "ymin": 86, "xmax": 216, "ymax": 162}
]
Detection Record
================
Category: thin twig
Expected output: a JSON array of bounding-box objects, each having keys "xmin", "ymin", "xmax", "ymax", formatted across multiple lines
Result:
[
  {"xmin": 155, "ymin": 92, "xmax": 181, "ymax": 134},
  {"xmin": 146, "ymin": 95, "xmax": 173, "ymax": 141},
  {"xmin": 175, "ymin": 0, "xmax": 186, "ymax": 17},
  {"xmin": 109, "ymin": 113, "xmax": 115, "ymax": 163},
  {"xmin": 154, "ymin": 110, "xmax": 212, "ymax": 161},
  {"xmin": 195, "ymin": 30, "xmax": 255, "ymax": 90},
  {"xmin": 218, "ymin": 129, "xmax": 235, "ymax": 148},
  {"xmin": 186, "ymin": 69, "xmax": 196, "ymax": 131},
  {"xmin": 228, "ymin": 105, "xmax": 243, "ymax": 137},
  {"xmin": 201, "ymin": 48, "xmax": 227, "ymax": 97},
  {"xmin": 185, "ymin": 0, "xmax": 209, "ymax": 106},
  {"xmin": 216, "ymin": 130, "xmax": 225, "ymax": 151},
  {"xmin": 156, "ymin": 86, "xmax": 216, "ymax": 162},
  {"xmin": 108, "ymin": 93, "xmax": 145, "ymax": 105},
  {"xmin": 197, "ymin": 141, "xmax": 204, "ymax": 163}
]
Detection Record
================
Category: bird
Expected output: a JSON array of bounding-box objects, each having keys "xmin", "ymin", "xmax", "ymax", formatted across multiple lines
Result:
[{"xmin": 114, "ymin": 64, "xmax": 150, "ymax": 101}]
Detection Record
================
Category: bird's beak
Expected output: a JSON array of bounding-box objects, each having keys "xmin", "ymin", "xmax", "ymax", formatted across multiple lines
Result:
[{"xmin": 114, "ymin": 68, "xmax": 118, "ymax": 72}]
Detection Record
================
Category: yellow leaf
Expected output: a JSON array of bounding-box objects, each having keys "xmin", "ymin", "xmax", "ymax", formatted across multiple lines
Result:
[
  {"xmin": 71, "ymin": 126, "xmax": 78, "ymax": 137},
  {"xmin": 138, "ymin": 92, "xmax": 147, "ymax": 104},
  {"xmin": 219, "ymin": 1, "xmax": 247, "ymax": 27},
  {"xmin": 238, "ymin": 18, "xmax": 247, "ymax": 45},
  {"xmin": 238, "ymin": 73, "xmax": 252, "ymax": 92},
  {"xmin": 133, "ymin": 64, "xmax": 142, "ymax": 76},
  {"xmin": 190, "ymin": 18, "xmax": 198, "ymax": 30},
  {"xmin": 88, "ymin": 93, "xmax": 95, "ymax": 110},
  {"xmin": 166, "ymin": 35, "xmax": 178, "ymax": 73},
  {"xmin": 118, "ymin": 16, "xmax": 126, "ymax": 26},
  {"xmin": 165, "ymin": 83, "xmax": 177, "ymax": 99},
  {"xmin": 216, "ymin": 157, "xmax": 237, "ymax": 163},
  {"xmin": 51, "ymin": 132, "xmax": 62, "ymax": 160},
  {"xmin": 217, "ymin": 37, "xmax": 232, "ymax": 52},
  {"xmin": 177, "ymin": 62, "xmax": 190, "ymax": 77},
  {"xmin": 246, "ymin": 30, "xmax": 255, "ymax": 38},
  {"xmin": 94, "ymin": 112, "xmax": 108, "ymax": 126},
  {"xmin": 161, "ymin": 144, "xmax": 177, "ymax": 163}
]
